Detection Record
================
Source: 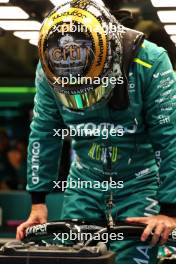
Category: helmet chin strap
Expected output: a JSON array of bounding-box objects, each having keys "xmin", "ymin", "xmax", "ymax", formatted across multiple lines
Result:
[{"xmin": 109, "ymin": 28, "xmax": 145, "ymax": 110}]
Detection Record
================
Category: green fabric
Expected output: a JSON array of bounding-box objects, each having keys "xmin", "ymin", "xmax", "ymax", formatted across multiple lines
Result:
[
  {"xmin": 61, "ymin": 170, "xmax": 159, "ymax": 263},
  {"xmin": 26, "ymin": 39, "xmax": 176, "ymax": 263},
  {"xmin": 27, "ymin": 39, "xmax": 176, "ymax": 206}
]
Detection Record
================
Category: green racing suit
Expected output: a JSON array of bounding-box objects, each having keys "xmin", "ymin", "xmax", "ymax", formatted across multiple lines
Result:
[{"xmin": 27, "ymin": 39, "xmax": 176, "ymax": 264}]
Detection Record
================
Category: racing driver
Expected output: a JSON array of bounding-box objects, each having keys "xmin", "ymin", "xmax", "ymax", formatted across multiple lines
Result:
[{"xmin": 16, "ymin": 0, "xmax": 176, "ymax": 263}]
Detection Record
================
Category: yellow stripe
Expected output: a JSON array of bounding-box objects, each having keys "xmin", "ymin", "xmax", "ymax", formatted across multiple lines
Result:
[{"xmin": 133, "ymin": 58, "xmax": 152, "ymax": 69}]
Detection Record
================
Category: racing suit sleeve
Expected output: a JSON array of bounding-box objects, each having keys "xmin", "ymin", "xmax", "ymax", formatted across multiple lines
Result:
[
  {"xmin": 143, "ymin": 51, "xmax": 176, "ymax": 216},
  {"xmin": 27, "ymin": 62, "xmax": 65, "ymax": 204}
]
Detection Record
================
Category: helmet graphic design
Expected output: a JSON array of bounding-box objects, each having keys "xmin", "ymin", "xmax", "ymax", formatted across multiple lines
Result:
[{"xmin": 38, "ymin": 0, "xmax": 124, "ymax": 110}]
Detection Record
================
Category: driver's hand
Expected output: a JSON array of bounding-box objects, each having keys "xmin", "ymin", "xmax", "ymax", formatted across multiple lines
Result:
[
  {"xmin": 16, "ymin": 204, "xmax": 48, "ymax": 240},
  {"xmin": 126, "ymin": 215, "xmax": 176, "ymax": 246}
]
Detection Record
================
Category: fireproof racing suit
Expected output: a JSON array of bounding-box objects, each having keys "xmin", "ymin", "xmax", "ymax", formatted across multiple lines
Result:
[{"xmin": 27, "ymin": 39, "xmax": 176, "ymax": 264}]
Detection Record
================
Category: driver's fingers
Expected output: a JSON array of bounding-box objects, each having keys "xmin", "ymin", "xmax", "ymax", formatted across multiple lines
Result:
[
  {"xmin": 141, "ymin": 222, "xmax": 156, "ymax": 242},
  {"xmin": 16, "ymin": 221, "xmax": 32, "ymax": 240},
  {"xmin": 159, "ymin": 226, "xmax": 172, "ymax": 246},
  {"xmin": 16, "ymin": 216, "xmax": 47, "ymax": 241},
  {"xmin": 151, "ymin": 224, "xmax": 165, "ymax": 246}
]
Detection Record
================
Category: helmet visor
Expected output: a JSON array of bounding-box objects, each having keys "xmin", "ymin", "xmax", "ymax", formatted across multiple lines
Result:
[{"xmin": 55, "ymin": 84, "xmax": 111, "ymax": 109}]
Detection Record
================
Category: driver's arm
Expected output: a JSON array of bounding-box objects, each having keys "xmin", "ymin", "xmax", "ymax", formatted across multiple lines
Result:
[
  {"xmin": 27, "ymin": 62, "xmax": 65, "ymax": 203},
  {"xmin": 143, "ymin": 50, "xmax": 176, "ymax": 215},
  {"xmin": 16, "ymin": 62, "xmax": 65, "ymax": 240},
  {"xmin": 126, "ymin": 48, "xmax": 176, "ymax": 246}
]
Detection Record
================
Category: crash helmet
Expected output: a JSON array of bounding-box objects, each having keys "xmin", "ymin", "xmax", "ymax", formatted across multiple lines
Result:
[{"xmin": 38, "ymin": 0, "xmax": 124, "ymax": 110}]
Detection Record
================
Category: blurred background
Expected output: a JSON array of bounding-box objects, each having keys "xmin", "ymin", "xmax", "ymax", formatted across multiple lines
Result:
[{"xmin": 0, "ymin": 0, "xmax": 176, "ymax": 233}]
